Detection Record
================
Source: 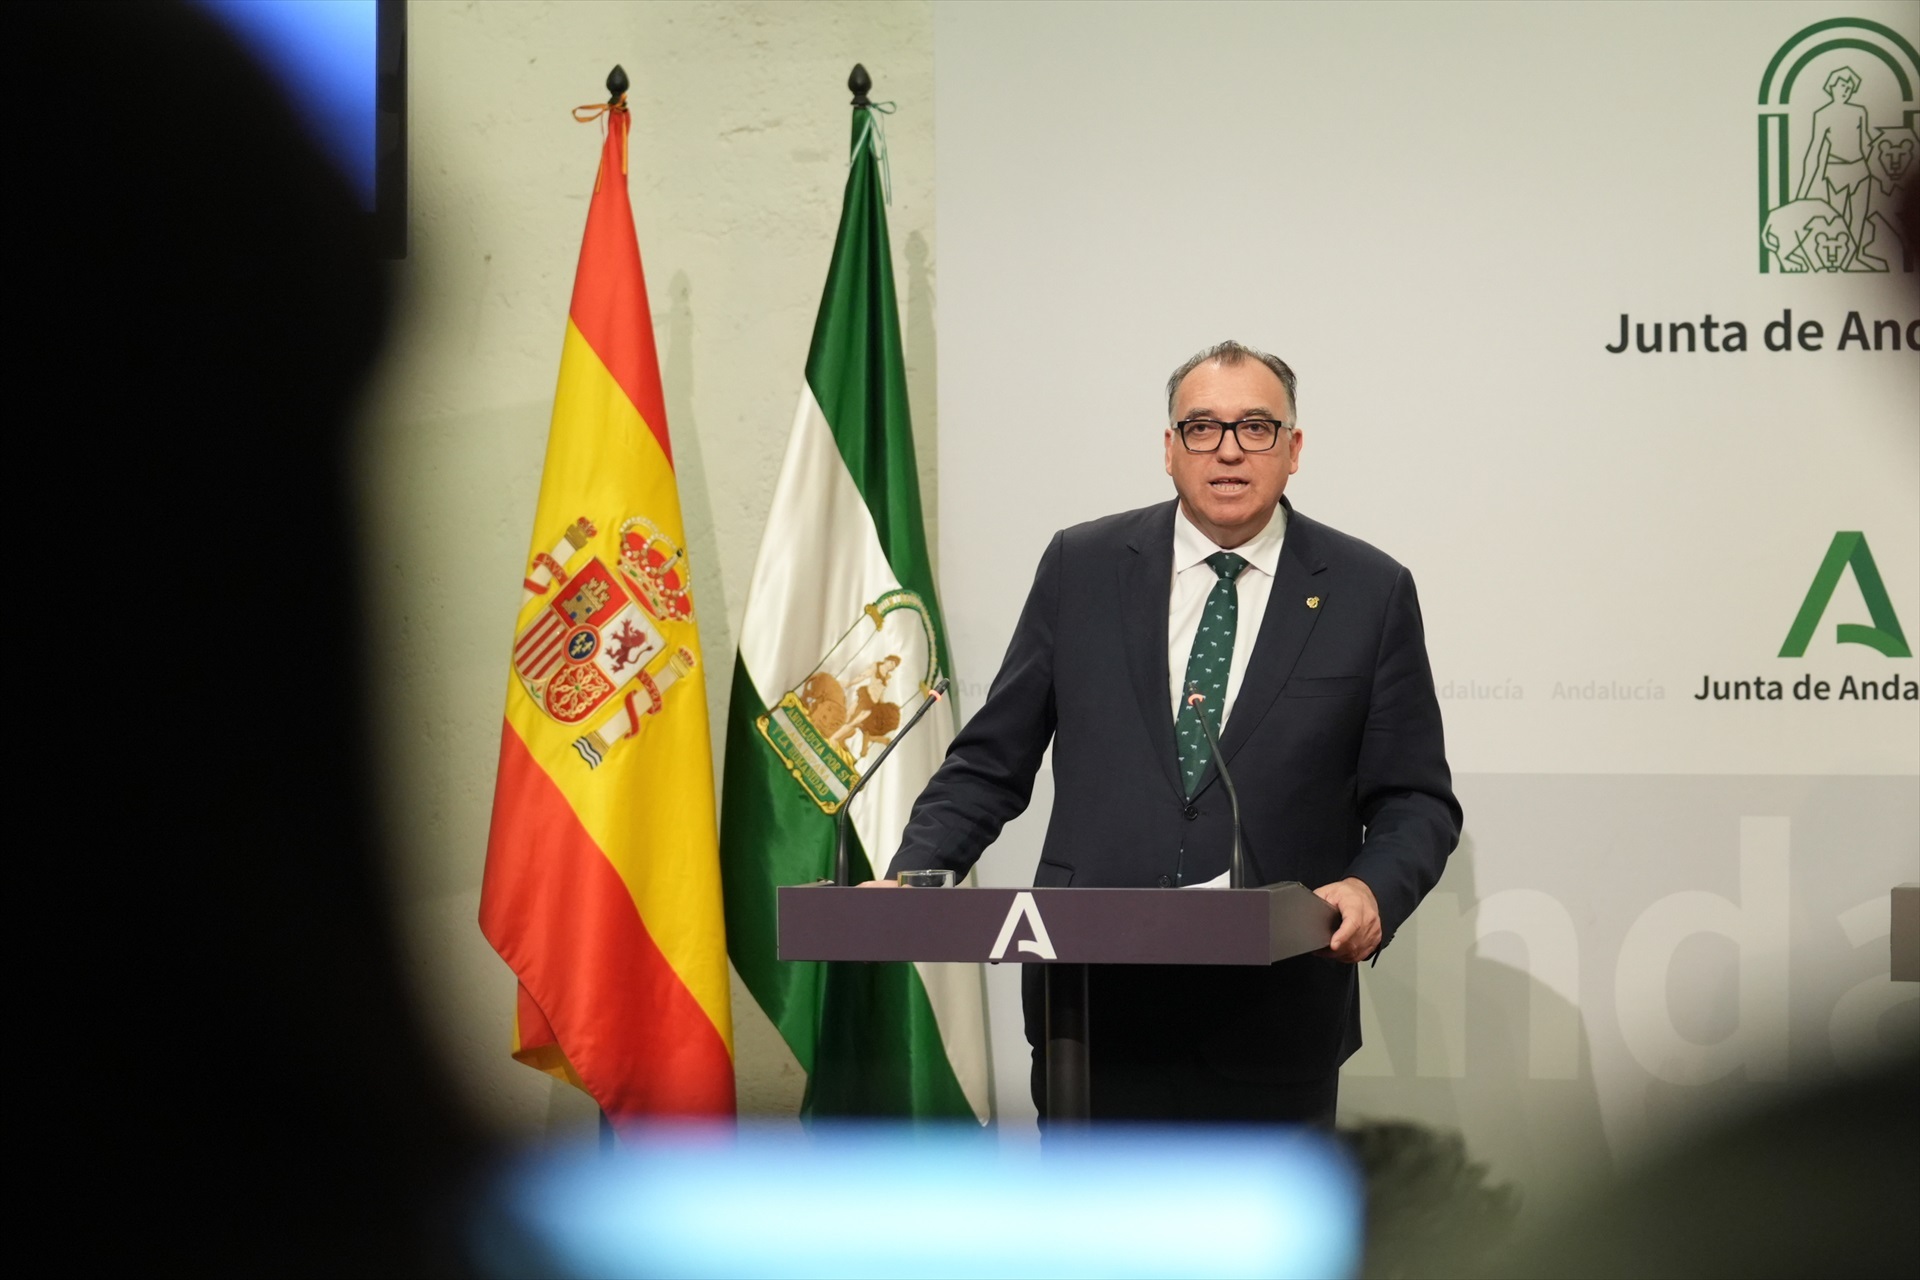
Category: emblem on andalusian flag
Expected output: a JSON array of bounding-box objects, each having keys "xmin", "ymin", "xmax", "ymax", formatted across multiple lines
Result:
[
  {"xmin": 757, "ymin": 589, "xmax": 938, "ymax": 813},
  {"xmin": 512, "ymin": 512, "xmax": 700, "ymax": 766}
]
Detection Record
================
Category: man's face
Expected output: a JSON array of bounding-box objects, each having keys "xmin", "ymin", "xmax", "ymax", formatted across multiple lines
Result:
[{"xmin": 1164, "ymin": 359, "xmax": 1303, "ymax": 548}]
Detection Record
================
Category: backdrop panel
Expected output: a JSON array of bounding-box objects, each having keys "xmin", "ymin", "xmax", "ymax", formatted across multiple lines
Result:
[{"xmin": 934, "ymin": 0, "xmax": 1919, "ymax": 1198}]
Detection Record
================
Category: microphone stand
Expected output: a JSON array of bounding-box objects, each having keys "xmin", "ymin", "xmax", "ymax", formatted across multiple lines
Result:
[
  {"xmin": 833, "ymin": 677, "xmax": 950, "ymax": 886},
  {"xmin": 1187, "ymin": 684, "xmax": 1251, "ymax": 889}
]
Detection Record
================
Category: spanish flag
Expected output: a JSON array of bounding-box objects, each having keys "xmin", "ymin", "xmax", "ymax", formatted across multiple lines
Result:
[{"xmin": 479, "ymin": 93, "xmax": 734, "ymax": 1123}]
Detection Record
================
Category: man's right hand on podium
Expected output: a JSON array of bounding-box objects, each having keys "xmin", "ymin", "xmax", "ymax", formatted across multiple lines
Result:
[{"xmin": 858, "ymin": 878, "xmax": 899, "ymax": 888}]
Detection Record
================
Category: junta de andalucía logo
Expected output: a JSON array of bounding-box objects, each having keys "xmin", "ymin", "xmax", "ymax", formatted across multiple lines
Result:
[
  {"xmin": 1779, "ymin": 531, "xmax": 1911, "ymax": 658},
  {"xmin": 1695, "ymin": 531, "xmax": 1916, "ymax": 703},
  {"xmin": 1758, "ymin": 18, "xmax": 1919, "ymax": 274}
]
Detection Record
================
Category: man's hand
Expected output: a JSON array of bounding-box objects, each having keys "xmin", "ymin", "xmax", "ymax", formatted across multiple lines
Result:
[
  {"xmin": 858, "ymin": 878, "xmax": 899, "ymax": 888},
  {"xmin": 1313, "ymin": 877, "xmax": 1381, "ymax": 963}
]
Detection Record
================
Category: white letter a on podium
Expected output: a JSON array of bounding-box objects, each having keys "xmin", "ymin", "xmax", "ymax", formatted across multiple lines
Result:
[{"xmin": 990, "ymin": 891, "xmax": 1058, "ymax": 960}]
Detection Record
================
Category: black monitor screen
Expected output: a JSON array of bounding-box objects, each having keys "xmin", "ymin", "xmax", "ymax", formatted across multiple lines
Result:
[{"xmin": 199, "ymin": 0, "xmax": 407, "ymax": 257}]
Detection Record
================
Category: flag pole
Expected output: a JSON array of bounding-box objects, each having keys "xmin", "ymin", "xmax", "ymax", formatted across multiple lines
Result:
[{"xmin": 593, "ymin": 60, "xmax": 628, "ymax": 1152}]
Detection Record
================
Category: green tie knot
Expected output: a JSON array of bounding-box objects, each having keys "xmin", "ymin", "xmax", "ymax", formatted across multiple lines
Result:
[{"xmin": 1207, "ymin": 551, "xmax": 1248, "ymax": 582}]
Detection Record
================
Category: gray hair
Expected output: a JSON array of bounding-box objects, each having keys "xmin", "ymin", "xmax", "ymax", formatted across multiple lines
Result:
[{"xmin": 1165, "ymin": 340, "xmax": 1297, "ymax": 422}]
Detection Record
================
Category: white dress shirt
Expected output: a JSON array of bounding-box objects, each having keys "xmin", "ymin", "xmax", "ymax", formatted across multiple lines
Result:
[{"xmin": 1166, "ymin": 502, "xmax": 1288, "ymax": 733}]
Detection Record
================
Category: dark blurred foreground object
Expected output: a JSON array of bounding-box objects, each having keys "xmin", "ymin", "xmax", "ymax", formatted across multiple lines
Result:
[
  {"xmin": 1486, "ymin": 1050, "xmax": 1919, "ymax": 1279},
  {"xmin": 1341, "ymin": 1121, "xmax": 1520, "ymax": 1279},
  {"xmin": 20, "ymin": 2, "xmax": 481, "ymax": 1273}
]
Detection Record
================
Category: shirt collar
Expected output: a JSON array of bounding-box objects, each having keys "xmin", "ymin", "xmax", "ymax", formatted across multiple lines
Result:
[{"xmin": 1172, "ymin": 501, "xmax": 1288, "ymax": 577}]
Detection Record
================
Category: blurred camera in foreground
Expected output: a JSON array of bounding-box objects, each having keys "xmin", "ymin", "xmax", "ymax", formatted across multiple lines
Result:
[{"xmin": 482, "ymin": 1123, "xmax": 1362, "ymax": 1279}]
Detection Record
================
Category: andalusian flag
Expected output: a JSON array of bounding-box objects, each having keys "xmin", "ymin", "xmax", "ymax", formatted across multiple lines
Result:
[
  {"xmin": 720, "ymin": 90, "xmax": 990, "ymax": 1121},
  {"xmin": 480, "ymin": 93, "xmax": 734, "ymax": 1124}
]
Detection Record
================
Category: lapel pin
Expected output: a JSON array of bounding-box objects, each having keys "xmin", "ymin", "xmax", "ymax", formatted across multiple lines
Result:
[{"xmin": 1306, "ymin": 596, "xmax": 1321, "ymax": 609}]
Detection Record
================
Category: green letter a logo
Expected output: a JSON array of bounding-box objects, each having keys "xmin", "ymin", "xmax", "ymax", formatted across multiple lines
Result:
[{"xmin": 1779, "ymin": 532, "xmax": 1912, "ymax": 658}]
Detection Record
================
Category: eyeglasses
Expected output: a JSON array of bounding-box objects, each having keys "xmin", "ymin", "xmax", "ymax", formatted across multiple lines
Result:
[{"xmin": 1173, "ymin": 417, "xmax": 1292, "ymax": 453}]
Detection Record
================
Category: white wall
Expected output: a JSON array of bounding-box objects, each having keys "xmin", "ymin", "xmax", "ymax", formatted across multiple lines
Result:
[{"xmin": 358, "ymin": 0, "xmax": 936, "ymax": 1139}]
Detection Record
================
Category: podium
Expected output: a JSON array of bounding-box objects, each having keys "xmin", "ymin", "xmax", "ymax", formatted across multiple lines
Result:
[{"xmin": 778, "ymin": 883, "xmax": 1338, "ymax": 1122}]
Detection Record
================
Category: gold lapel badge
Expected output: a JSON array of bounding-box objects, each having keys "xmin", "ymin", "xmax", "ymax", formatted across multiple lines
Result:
[{"xmin": 1306, "ymin": 596, "xmax": 1321, "ymax": 609}]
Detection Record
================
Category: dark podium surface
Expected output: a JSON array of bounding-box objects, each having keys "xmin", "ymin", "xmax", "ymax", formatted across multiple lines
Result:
[{"xmin": 778, "ymin": 882, "xmax": 1339, "ymax": 1121}]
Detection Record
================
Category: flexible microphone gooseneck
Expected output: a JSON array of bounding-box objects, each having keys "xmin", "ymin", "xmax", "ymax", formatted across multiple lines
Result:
[
  {"xmin": 833, "ymin": 676, "xmax": 951, "ymax": 886},
  {"xmin": 1186, "ymin": 684, "xmax": 1251, "ymax": 889}
]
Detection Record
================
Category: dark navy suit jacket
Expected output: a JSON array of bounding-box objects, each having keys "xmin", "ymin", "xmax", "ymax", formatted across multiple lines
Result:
[{"xmin": 887, "ymin": 497, "xmax": 1461, "ymax": 1081}]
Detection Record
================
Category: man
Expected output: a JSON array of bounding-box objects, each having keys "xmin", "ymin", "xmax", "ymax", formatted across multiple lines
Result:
[{"xmin": 880, "ymin": 340, "xmax": 1460, "ymax": 1125}]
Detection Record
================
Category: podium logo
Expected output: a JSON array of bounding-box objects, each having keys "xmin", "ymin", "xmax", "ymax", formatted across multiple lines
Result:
[
  {"xmin": 989, "ymin": 891, "xmax": 1057, "ymax": 960},
  {"xmin": 1756, "ymin": 19, "xmax": 1919, "ymax": 273},
  {"xmin": 1780, "ymin": 532, "xmax": 1912, "ymax": 658}
]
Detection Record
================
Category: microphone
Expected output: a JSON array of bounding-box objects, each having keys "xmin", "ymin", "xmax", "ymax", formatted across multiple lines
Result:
[
  {"xmin": 834, "ymin": 676, "xmax": 951, "ymax": 886},
  {"xmin": 1186, "ymin": 684, "xmax": 1251, "ymax": 889}
]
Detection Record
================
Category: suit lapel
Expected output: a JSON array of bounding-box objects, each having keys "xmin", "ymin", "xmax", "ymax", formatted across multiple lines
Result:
[
  {"xmin": 1196, "ymin": 501, "xmax": 1329, "ymax": 794},
  {"xmin": 1119, "ymin": 502, "xmax": 1183, "ymax": 800}
]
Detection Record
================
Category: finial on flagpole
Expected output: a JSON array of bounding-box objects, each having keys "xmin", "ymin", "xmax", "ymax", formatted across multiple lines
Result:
[
  {"xmin": 849, "ymin": 63, "xmax": 872, "ymax": 107},
  {"xmin": 606, "ymin": 65, "xmax": 630, "ymax": 104}
]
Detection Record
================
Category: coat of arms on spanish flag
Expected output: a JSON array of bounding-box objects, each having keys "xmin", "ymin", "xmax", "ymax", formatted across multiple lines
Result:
[{"xmin": 480, "ymin": 80, "xmax": 734, "ymax": 1124}]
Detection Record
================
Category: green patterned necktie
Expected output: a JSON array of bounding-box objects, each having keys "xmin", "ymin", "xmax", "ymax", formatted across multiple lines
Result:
[{"xmin": 1176, "ymin": 551, "xmax": 1248, "ymax": 797}]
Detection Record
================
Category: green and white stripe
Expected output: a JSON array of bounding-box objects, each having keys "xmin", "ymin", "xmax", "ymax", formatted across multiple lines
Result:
[{"xmin": 719, "ymin": 106, "xmax": 990, "ymax": 1122}]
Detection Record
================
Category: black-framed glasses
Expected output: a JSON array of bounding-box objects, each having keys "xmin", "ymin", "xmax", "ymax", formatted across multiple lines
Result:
[{"xmin": 1174, "ymin": 417, "xmax": 1292, "ymax": 453}]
